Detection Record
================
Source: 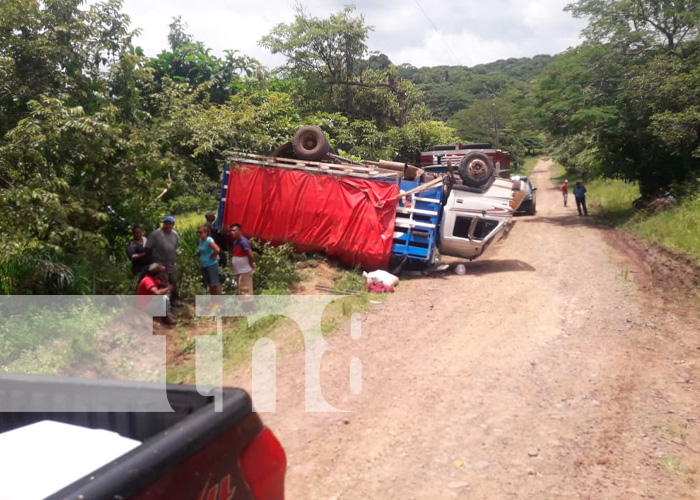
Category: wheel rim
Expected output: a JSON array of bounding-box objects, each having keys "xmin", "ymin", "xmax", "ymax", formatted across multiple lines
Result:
[
  {"xmin": 468, "ymin": 159, "xmax": 487, "ymax": 178},
  {"xmin": 302, "ymin": 135, "xmax": 317, "ymax": 150}
]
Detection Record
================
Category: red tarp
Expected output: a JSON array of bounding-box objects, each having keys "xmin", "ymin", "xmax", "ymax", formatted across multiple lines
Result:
[{"xmin": 222, "ymin": 163, "xmax": 400, "ymax": 270}]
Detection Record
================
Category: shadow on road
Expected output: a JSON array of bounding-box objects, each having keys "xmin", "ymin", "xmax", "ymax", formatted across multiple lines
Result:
[
  {"xmin": 403, "ymin": 259, "xmax": 536, "ymax": 280},
  {"xmin": 515, "ymin": 214, "xmax": 604, "ymax": 228},
  {"xmin": 451, "ymin": 259, "xmax": 536, "ymax": 275}
]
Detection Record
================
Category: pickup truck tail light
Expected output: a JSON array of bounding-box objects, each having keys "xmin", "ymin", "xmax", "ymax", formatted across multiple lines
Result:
[{"xmin": 240, "ymin": 427, "xmax": 287, "ymax": 500}]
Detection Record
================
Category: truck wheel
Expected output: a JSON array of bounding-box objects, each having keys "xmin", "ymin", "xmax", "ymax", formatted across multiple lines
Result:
[
  {"xmin": 292, "ymin": 126, "xmax": 330, "ymax": 161},
  {"xmin": 270, "ymin": 141, "xmax": 294, "ymax": 158},
  {"xmin": 458, "ymin": 153, "xmax": 495, "ymax": 188}
]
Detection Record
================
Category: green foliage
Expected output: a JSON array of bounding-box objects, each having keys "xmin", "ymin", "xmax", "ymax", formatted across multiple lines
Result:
[
  {"xmin": 586, "ymin": 178, "xmax": 640, "ymax": 223},
  {"xmin": 173, "ymin": 227, "xmax": 203, "ymax": 299},
  {"xmin": 0, "ymin": 302, "xmax": 110, "ymax": 374},
  {"xmin": 333, "ymin": 269, "xmax": 365, "ymax": 292},
  {"xmin": 398, "ymin": 56, "xmax": 555, "ymax": 121},
  {"xmin": 567, "ymin": 0, "xmax": 700, "ymax": 56},
  {"xmin": 537, "ymin": 0, "xmax": 700, "ymax": 196},
  {"xmin": 147, "ymin": 16, "xmax": 267, "ymax": 104},
  {"xmin": 250, "ymin": 241, "xmax": 301, "ymax": 293},
  {"xmin": 628, "ymin": 194, "xmax": 700, "ymax": 262},
  {"xmin": 0, "ymin": 0, "xmax": 557, "ymax": 298}
]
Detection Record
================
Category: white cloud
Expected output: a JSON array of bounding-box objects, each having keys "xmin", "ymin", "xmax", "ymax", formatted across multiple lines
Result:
[{"xmin": 92, "ymin": 0, "xmax": 586, "ymax": 68}]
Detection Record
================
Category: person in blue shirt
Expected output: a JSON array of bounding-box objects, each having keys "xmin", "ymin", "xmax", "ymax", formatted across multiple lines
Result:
[
  {"xmin": 197, "ymin": 225, "xmax": 221, "ymax": 295},
  {"xmin": 573, "ymin": 181, "xmax": 588, "ymax": 216}
]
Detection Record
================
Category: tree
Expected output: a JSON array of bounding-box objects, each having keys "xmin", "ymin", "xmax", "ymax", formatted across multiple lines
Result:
[
  {"xmin": 260, "ymin": 5, "xmax": 426, "ymax": 127},
  {"xmin": 0, "ymin": 0, "xmax": 135, "ymax": 137},
  {"xmin": 567, "ymin": 0, "xmax": 700, "ymax": 57},
  {"xmin": 537, "ymin": 0, "xmax": 700, "ymax": 195},
  {"xmin": 261, "ymin": 5, "xmax": 370, "ymax": 85}
]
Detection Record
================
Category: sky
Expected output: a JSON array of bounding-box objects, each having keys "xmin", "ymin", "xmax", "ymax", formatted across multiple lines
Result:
[{"xmin": 114, "ymin": 0, "xmax": 587, "ymax": 68}]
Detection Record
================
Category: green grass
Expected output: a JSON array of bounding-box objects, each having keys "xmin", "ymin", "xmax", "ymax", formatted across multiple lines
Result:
[
  {"xmin": 173, "ymin": 211, "xmax": 202, "ymax": 230},
  {"xmin": 661, "ymin": 455, "xmax": 684, "ymax": 472},
  {"xmin": 628, "ymin": 195, "xmax": 700, "ymax": 262},
  {"xmin": 0, "ymin": 303, "xmax": 109, "ymax": 375},
  {"xmin": 332, "ymin": 268, "xmax": 366, "ymax": 293},
  {"xmin": 586, "ymin": 178, "xmax": 639, "ymax": 224},
  {"xmin": 520, "ymin": 156, "xmax": 540, "ymax": 176}
]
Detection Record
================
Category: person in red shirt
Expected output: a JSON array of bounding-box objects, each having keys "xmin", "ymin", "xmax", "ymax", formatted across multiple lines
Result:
[
  {"xmin": 136, "ymin": 263, "xmax": 176, "ymax": 325},
  {"xmin": 560, "ymin": 180, "xmax": 569, "ymax": 207}
]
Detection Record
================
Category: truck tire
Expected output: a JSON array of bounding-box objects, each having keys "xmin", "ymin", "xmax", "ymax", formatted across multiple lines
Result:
[
  {"xmin": 270, "ymin": 141, "xmax": 294, "ymax": 158},
  {"xmin": 292, "ymin": 126, "xmax": 330, "ymax": 161},
  {"xmin": 458, "ymin": 153, "xmax": 495, "ymax": 188}
]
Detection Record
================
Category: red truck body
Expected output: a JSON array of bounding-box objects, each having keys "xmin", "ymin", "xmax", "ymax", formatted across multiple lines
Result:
[
  {"xmin": 221, "ymin": 159, "xmax": 400, "ymax": 270},
  {"xmin": 420, "ymin": 144, "xmax": 511, "ymax": 178}
]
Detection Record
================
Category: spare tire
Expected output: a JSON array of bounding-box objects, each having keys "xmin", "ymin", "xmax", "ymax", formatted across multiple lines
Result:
[
  {"xmin": 292, "ymin": 126, "xmax": 330, "ymax": 161},
  {"xmin": 269, "ymin": 141, "xmax": 294, "ymax": 158},
  {"xmin": 458, "ymin": 153, "xmax": 495, "ymax": 188}
]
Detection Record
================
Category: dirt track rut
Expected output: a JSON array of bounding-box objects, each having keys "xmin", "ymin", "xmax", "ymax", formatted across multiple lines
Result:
[{"xmin": 229, "ymin": 160, "xmax": 700, "ymax": 499}]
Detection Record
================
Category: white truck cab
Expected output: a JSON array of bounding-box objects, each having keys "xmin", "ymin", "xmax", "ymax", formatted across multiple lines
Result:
[{"xmin": 438, "ymin": 177, "xmax": 524, "ymax": 260}]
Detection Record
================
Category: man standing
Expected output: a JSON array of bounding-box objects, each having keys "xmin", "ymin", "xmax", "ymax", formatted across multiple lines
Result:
[
  {"xmin": 560, "ymin": 180, "xmax": 569, "ymax": 207},
  {"xmin": 229, "ymin": 223, "xmax": 256, "ymax": 295},
  {"xmin": 573, "ymin": 181, "xmax": 588, "ymax": 216},
  {"xmin": 146, "ymin": 216, "xmax": 181, "ymax": 305}
]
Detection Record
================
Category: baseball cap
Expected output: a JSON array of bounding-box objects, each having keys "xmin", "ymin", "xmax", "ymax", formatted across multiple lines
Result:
[
  {"xmin": 147, "ymin": 263, "xmax": 163, "ymax": 273},
  {"xmin": 163, "ymin": 215, "xmax": 175, "ymax": 224},
  {"xmin": 205, "ymin": 210, "xmax": 215, "ymax": 217}
]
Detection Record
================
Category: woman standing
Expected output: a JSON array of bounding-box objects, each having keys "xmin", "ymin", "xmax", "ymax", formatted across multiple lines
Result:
[
  {"xmin": 126, "ymin": 225, "xmax": 151, "ymax": 278},
  {"xmin": 197, "ymin": 225, "xmax": 221, "ymax": 295}
]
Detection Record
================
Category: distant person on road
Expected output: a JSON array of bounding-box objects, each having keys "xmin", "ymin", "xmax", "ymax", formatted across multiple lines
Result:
[
  {"xmin": 197, "ymin": 225, "xmax": 221, "ymax": 295},
  {"xmin": 126, "ymin": 225, "xmax": 151, "ymax": 277},
  {"xmin": 146, "ymin": 215, "xmax": 181, "ymax": 306},
  {"xmin": 560, "ymin": 180, "xmax": 569, "ymax": 207},
  {"xmin": 573, "ymin": 181, "xmax": 588, "ymax": 216},
  {"xmin": 229, "ymin": 223, "xmax": 257, "ymax": 295}
]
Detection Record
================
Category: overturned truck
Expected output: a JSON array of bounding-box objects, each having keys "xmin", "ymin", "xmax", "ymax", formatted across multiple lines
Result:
[{"xmin": 217, "ymin": 126, "xmax": 525, "ymax": 271}]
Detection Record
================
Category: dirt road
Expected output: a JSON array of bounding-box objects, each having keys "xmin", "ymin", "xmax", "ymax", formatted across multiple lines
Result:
[{"xmin": 230, "ymin": 160, "xmax": 700, "ymax": 499}]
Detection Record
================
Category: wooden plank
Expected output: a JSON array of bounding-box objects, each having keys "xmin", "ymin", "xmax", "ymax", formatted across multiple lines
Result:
[
  {"xmin": 389, "ymin": 177, "xmax": 444, "ymax": 201},
  {"xmin": 315, "ymin": 284, "xmax": 362, "ymax": 296},
  {"xmin": 226, "ymin": 153, "xmax": 401, "ymax": 180}
]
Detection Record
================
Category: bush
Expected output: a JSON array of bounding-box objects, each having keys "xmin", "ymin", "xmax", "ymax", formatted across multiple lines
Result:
[
  {"xmin": 176, "ymin": 227, "xmax": 207, "ymax": 299},
  {"xmin": 0, "ymin": 243, "xmax": 134, "ymax": 295},
  {"xmin": 250, "ymin": 240, "xmax": 300, "ymax": 293}
]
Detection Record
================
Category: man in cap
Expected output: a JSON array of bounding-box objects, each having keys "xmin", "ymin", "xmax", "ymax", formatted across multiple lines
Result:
[{"xmin": 146, "ymin": 216, "xmax": 181, "ymax": 306}]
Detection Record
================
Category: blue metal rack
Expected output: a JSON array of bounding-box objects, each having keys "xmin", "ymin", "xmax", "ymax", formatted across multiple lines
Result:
[
  {"xmin": 215, "ymin": 162, "xmax": 230, "ymax": 230},
  {"xmin": 391, "ymin": 180, "xmax": 443, "ymax": 265}
]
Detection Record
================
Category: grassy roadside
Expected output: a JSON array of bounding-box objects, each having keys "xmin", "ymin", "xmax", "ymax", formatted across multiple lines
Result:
[
  {"xmin": 166, "ymin": 268, "xmax": 379, "ymax": 384},
  {"xmin": 521, "ymin": 157, "xmax": 539, "ymax": 176},
  {"xmin": 548, "ymin": 161, "xmax": 700, "ymax": 264}
]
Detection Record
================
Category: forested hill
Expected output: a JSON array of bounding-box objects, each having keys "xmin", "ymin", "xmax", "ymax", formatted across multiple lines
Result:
[{"xmin": 398, "ymin": 55, "xmax": 555, "ymax": 121}]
